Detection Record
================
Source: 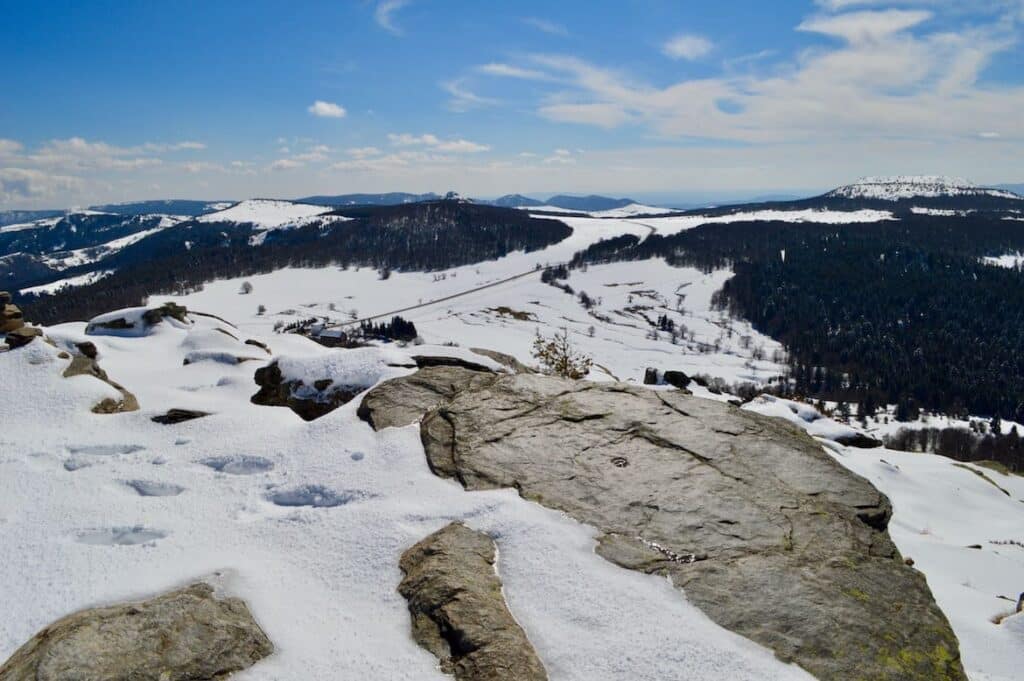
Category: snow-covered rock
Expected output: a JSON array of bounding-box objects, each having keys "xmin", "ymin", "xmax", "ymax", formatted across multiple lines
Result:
[{"xmin": 742, "ymin": 394, "xmax": 881, "ymax": 447}]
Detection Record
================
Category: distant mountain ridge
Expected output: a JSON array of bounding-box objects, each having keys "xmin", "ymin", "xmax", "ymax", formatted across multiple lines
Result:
[{"xmin": 89, "ymin": 199, "xmax": 233, "ymax": 216}]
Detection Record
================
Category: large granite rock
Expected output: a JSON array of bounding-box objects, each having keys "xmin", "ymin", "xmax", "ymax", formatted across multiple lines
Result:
[
  {"xmin": 363, "ymin": 369, "xmax": 966, "ymax": 681},
  {"xmin": 399, "ymin": 522, "xmax": 548, "ymax": 681},
  {"xmin": 0, "ymin": 582, "xmax": 272, "ymax": 680},
  {"xmin": 358, "ymin": 366, "xmax": 496, "ymax": 430}
]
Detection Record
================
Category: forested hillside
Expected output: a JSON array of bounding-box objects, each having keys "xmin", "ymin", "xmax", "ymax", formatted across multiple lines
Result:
[
  {"xmin": 18, "ymin": 200, "xmax": 571, "ymax": 324},
  {"xmin": 573, "ymin": 213, "xmax": 1024, "ymax": 420}
]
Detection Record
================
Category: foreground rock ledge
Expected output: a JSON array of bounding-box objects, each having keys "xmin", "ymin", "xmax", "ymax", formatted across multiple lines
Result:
[
  {"xmin": 399, "ymin": 522, "xmax": 548, "ymax": 681},
  {"xmin": 363, "ymin": 369, "xmax": 966, "ymax": 681},
  {"xmin": 0, "ymin": 582, "xmax": 273, "ymax": 681}
]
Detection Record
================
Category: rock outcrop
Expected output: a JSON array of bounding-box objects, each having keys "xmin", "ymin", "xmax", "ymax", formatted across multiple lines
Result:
[
  {"xmin": 251, "ymin": 360, "xmax": 363, "ymax": 421},
  {"xmin": 0, "ymin": 582, "xmax": 273, "ymax": 680},
  {"xmin": 398, "ymin": 522, "xmax": 548, "ymax": 681},
  {"xmin": 63, "ymin": 353, "xmax": 140, "ymax": 414},
  {"xmin": 363, "ymin": 369, "xmax": 966, "ymax": 681}
]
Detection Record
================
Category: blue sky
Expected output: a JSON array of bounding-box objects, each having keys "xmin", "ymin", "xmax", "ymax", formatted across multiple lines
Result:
[{"xmin": 1, "ymin": 0, "xmax": 1023, "ymax": 208}]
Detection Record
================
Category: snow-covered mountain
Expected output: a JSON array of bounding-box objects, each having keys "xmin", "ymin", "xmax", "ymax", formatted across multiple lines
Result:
[
  {"xmin": 827, "ymin": 176, "xmax": 1021, "ymax": 201},
  {"xmin": 196, "ymin": 199, "xmax": 334, "ymax": 228}
]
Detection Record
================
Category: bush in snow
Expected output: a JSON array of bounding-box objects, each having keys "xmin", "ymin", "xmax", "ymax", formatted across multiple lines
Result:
[{"xmin": 532, "ymin": 328, "xmax": 592, "ymax": 380}]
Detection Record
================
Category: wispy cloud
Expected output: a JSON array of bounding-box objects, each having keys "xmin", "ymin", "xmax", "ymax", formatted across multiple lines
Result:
[
  {"xmin": 442, "ymin": 79, "xmax": 499, "ymax": 112},
  {"xmin": 375, "ymin": 0, "xmax": 409, "ymax": 35},
  {"xmin": 307, "ymin": 100, "xmax": 347, "ymax": 118},
  {"xmin": 523, "ymin": 17, "xmax": 568, "ymax": 37},
  {"xmin": 662, "ymin": 33, "xmax": 714, "ymax": 60},
  {"xmin": 477, "ymin": 63, "xmax": 550, "ymax": 80}
]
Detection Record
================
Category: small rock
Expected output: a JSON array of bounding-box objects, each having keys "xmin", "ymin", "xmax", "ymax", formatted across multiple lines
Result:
[
  {"xmin": 643, "ymin": 367, "xmax": 658, "ymax": 385},
  {"xmin": 905, "ymin": 557, "xmax": 915, "ymax": 567},
  {"xmin": 662, "ymin": 370, "xmax": 691, "ymax": 389},
  {"xmin": 0, "ymin": 582, "xmax": 272, "ymax": 680},
  {"xmin": 5, "ymin": 326, "xmax": 42, "ymax": 349},
  {"xmin": 151, "ymin": 409, "xmax": 212, "ymax": 425},
  {"xmin": 75, "ymin": 341, "xmax": 99, "ymax": 359}
]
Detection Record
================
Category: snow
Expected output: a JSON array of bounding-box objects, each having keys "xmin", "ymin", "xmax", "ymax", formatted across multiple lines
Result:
[
  {"xmin": 19, "ymin": 269, "xmax": 115, "ymax": 295},
  {"xmin": 634, "ymin": 208, "xmax": 894, "ymax": 236},
  {"xmin": 981, "ymin": 252, "xmax": 1024, "ymax": 269},
  {"xmin": 197, "ymin": 199, "xmax": 333, "ymax": 228},
  {"xmin": 0, "ymin": 216, "xmax": 62, "ymax": 233},
  {"xmin": 85, "ymin": 306, "xmax": 192, "ymax": 337},
  {"xmin": 42, "ymin": 226, "xmax": 171, "ymax": 270},
  {"xmin": 742, "ymin": 394, "xmax": 863, "ymax": 442},
  {"xmin": 0, "ymin": 311, "xmax": 815, "ymax": 680},
  {"xmin": 828, "ymin": 176, "xmax": 1021, "ymax": 201},
  {"xmin": 521, "ymin": 203, "xmax": 678, "ymax": 218}
]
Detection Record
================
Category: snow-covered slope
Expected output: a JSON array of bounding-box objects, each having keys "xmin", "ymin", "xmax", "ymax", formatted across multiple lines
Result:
[
  {"xmin": 196, "ymin": 199, "xmax": 334, "ymax": 228},
  {"xmin": 827, "ymin": 176, "xmax": 1021, "ymax": 201}
]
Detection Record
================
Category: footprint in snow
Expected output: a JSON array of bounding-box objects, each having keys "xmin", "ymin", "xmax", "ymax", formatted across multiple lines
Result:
[
  {"xmin": 124, "ymin": 480, "xmax": 185, "ymax": 497},
  {"xmin": 76, "ymin": 526, "xmax": 167, "ymax": 546},
  {"xmin": 66, "ymin": 444, "xmax": 145, "ymax": 456},
  {"xmin": 200, "ymin": 456, "xmax": 275, "ymax": 475},
  {"xmin": 267, "ymin": 484, "xmax": 370, "ymax": 508}
]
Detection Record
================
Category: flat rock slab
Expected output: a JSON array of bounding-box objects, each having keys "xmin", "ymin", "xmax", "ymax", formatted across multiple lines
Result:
[
  {"xmin": 0, "ymin": 582, "xmax": 272, "ymax": 680},
  {"xmin": 363, "ymin": 369, "xmax": 966, "ymax": 681},
  {"xmin": 399, "ymin": 522, "xmax": 548, "ymax": 681}
]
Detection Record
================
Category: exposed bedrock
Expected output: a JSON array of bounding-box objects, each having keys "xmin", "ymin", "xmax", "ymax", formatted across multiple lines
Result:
[
  {"xmin": 0, "ymin": 582, "xmax": 272, "ymax": 681},
  {"xmin": 362, "ymin": 369, "xmax": 966, "ymax": 681},
  {"xmin": 398, "ymin": 522, "xmax": 548, "ymax": 681}
]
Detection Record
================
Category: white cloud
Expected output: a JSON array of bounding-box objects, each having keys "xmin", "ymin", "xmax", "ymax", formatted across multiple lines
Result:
[
  {"xmin": 346, "ymin": 146, "xmax": 382, "ymax": 158},
  {"xmin": 662, "ymin": 33, "xmax": 714, "ymax": 60},
  {"xmin": 540, "ymin": 103, "xmax": 635, "ymax": 129},
  {"xmin": 523, "ymin": 17, "xmax": 569, "ymax": 37},
  {"xmin": 388, "ymin": 133, "xmax": 440, "ymax": 147},
  {"xmin": 798, "ymin": 9, "xmax": 933, "ymax": 44},
  {"xmin": 307, "ymin": 100, "xmax": 347, "ymax": 118},
  {"xmin": 0, "ymin": 139, "xmax": 24, "ymax": 156},
  {"xmin": 0, "ymin": 167, "xmax": 83, "ymax": 204},
  {"xmin": 514, "ymin": 4, "xmax": 1024, "ymax": 150},
  {"xmin": 269, "ymin": 159, "xmax": 303, "ymax": 171},
  {"xmin": 375, "ymin": 0, "xmax": 408, "ymax": 35},
  {"xmin": 436, "ymin": 139, "xmax": 491, "ymax": 153},
  {"xmin": 387, "ymin": 133, "xmax": 489, "ymax": 153},
  {"xmin": 978, "ymin": 131, "xmax": 1001, "ymax": 139}
]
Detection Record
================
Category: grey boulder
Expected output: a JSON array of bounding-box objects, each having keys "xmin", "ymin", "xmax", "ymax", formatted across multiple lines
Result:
[{"xmin": 0, "ymin": 582, "xmax": 272, "ymax": 680}]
